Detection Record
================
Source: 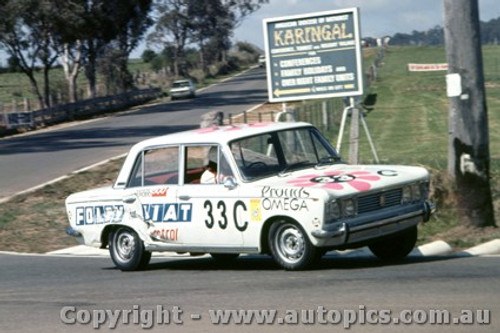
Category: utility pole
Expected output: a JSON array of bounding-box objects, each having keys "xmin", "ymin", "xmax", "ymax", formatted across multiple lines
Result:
[{"xmin": 443, "ymin": 0, "xmax": 495, "ymax": 227}]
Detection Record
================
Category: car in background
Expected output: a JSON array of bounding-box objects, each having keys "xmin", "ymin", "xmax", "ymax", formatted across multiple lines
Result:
[
  {"xmin": 65, "ymin": 121, "xmax": 434, "ymax": 271},
  {"xmin": 258, "ymin": 55, "xmax": 266, "ymax": 68},
  {"xmin": 169, "ymin": 79, "xmax": 196, "ymax": 100}
]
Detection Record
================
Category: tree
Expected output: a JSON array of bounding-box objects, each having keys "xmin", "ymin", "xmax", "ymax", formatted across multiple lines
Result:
[
  {"xmin": 443, "ymin": 0, "xmax": 496, "ymax": 227},
  {"xmin": 7, "ymin": 56, "xmax": 22, "ymax": 73},
  {"xmin": 149, "ymin": 0, "xmax": 268, "ymax": 77},
  {"xmin": 0, "ymin": 0, "xmax": 60, "ymax": 108},
  {"xmin": 148, "ymin": 0, "xmax": 191, "ymax": 77},
  {"xmin": 188, "ymin": 0, "xmax": 234, "ymax": 73},
  {"xmin": 107, "ymin": 0, "xmax": 153, "ymax": 92},
  {"xmin": 76, "ymin": 0, "xmax": 152, "ymax": 97},
  {"xmin": 51, "ymin": 1, "xmax": 88, "ymax": 103},
  {"xmin": 142, "ymin": 49, "xmax": 157, "ymax": 63}
]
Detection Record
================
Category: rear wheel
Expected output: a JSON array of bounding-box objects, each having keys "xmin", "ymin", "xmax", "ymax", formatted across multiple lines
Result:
[
  {"xmin": 109, "ymin": 227, "xmax": 151, "ymax": 271},
  {"xmin": 368, "ymin": 226, "xmax": 417, "ymax": 261},
  {"xmin": 268, "ymin": 220, "xmax": 320, "ymax": 270}
]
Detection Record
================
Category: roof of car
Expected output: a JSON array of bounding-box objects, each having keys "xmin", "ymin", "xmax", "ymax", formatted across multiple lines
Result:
[{"xmin": 133, "ymin": 121, "xmax": 313, "ymax": 149}]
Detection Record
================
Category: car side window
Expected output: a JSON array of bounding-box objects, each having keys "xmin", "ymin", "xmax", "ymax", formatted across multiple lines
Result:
[
  {"xmin": 184, "ymin": 145, "xmax": 234, "ymax": 184},
  {"xmin": 128, "ymin": 146, "xmax": 179, "ymax": 187},
  {"xmin": 184, "ymin": 145, "xmax": 217, "ymax": 184}
]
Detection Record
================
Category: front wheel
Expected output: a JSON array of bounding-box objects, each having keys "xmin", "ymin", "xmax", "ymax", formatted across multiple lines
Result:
[
  {"xmin": 268, "ymin": 220, "xmax": 320, "ymax": 270},
  {"xmin": 109, "ymin": 227, "xmax": 151, "ymax": 271},
  {"xmin": 368, "ymin": 226, "xmax": 417, "ymax": 261}
]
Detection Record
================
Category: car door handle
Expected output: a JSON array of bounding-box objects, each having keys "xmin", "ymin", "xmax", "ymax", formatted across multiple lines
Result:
[
  {"xmin": 179, "ymin": 195, "xmax": 191, "ymax": 201},
  {"xmin": 122, "ymin": 195, "xmax": 136, "ymax": 204}
]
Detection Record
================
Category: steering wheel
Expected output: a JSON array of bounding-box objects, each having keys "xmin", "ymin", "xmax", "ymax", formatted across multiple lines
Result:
[{"xmin": 246, "ymin": 161, "xmax": 267, "ymax": 168}]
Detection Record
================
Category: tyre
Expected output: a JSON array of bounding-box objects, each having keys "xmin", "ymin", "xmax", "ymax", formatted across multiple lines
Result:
[
  {"xmin": 268, "ymin": 220, "xmax": 320, "ymax": 270},
  {"xmin": 210, "ymin": 253, "xmax": 240, "ymax": 261},
  {"xmin": 109, "ymin": 227, "xmax": 151, "ymax": 271},
  {"xmin": 368, "ymin": 226, "xmax": 417, "ymax": 261}
]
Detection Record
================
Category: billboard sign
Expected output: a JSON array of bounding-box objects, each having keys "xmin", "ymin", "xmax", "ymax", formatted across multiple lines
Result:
[{"xmin": 263, "ymin": 8, "xmax": 363, "ymax": 102}]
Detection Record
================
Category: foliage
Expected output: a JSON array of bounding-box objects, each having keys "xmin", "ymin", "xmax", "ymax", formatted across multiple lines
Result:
[
  {"xmin": 148, "ymin": 0, "xmax": 268, "ymax": 77},
  {"xmin": 142, "ymin": 49, "xmax": 157, "ymax": 63},
  {"xmin": 388, "ymin": 16, "xmax": 500, "ymax": 46},
  {"xmin": 0, "ymin": 0, "xmax": 153, "ymax": 104}
]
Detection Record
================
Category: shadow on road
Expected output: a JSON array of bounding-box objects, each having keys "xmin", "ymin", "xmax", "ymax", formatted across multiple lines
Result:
[
  {"xmin": 131, "ymin": 253, "xmax": 460, "ymax": 272},
  {"xmin": 0, "ymin": 124, "xmax": 197, "ymax": 155}
]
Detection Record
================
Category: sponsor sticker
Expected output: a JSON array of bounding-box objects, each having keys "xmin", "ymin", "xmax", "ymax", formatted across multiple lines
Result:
[
  {"xmin": 250, "ymin": 199, "xmax": 262, "ymax": 222},
  {"xmin": 142, "ymin": 203, "xmax": 192, "ymax": 223},
  {"xmin": 75, "ymin": 205, "xmax": 124, "ymax": 225}
]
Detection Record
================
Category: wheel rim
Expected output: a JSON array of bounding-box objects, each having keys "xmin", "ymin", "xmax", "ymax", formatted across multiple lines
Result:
[
  {"xmin": 115, "ymin": 230, "xmax": 136, "ymax": 262},
  {"xmin": 274, "ymin": 224, "xmax": 305, "ymax": 264}
]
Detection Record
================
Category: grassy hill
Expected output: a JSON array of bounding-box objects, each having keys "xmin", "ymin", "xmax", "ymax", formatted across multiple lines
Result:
[
  {"xmin": 288, "ymin": 45, "xmax": 499, "ymax": 246},
  {"xmin": 348, "ymin": 45, "xmax": 500, "ymax": 245}
]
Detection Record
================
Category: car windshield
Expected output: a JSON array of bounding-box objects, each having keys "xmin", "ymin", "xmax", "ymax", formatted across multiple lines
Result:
[
  {"xmin": 172, "ymin": 81, "xmax": 190, "ymax": 88},
  {"xmin": 229, "ymin": 126, "xmax": 341, "ymax": 181}
]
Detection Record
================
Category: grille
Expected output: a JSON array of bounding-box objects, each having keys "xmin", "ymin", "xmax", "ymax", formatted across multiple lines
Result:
[{"xmin": 357, "ymin": 188, "xmax": 402, "ymax": 214}]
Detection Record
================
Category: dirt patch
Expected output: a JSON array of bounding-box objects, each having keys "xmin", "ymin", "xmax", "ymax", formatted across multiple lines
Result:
[{"xmin": 0, "ymin": 158, "xmax": 124, "ymax": 253}]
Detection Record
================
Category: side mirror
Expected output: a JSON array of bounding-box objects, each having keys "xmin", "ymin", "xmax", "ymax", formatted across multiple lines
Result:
[{"xmin": 223, "ymin": 176, "xmax": 238, "ymax": 190}]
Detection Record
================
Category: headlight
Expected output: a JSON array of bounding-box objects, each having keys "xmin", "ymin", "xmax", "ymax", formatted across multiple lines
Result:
[
  {"xmin": 402, "ymin": 185, "xmax": 412, "ymax": 204},
  {"xmin": 342, "ymin": 198, "xmax": 356, "ymax": 217},
  {"xmin": 325, "ymin": 200, "xmax": 340, "ymax": 223},
  {"xmin": 411, "ymin": 183, "xmax": 422, "ymax": 201}
]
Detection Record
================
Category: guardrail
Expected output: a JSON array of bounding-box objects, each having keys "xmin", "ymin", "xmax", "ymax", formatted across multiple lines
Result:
[{"xmin": 0, "ymin": 88, "xmax": 162, "ymax": 131}]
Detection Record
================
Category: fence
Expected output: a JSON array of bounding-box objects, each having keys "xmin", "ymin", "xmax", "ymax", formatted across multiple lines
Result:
[{"xmin": 0, "ymin": 88, "xmax": 162, "ymax": 131}]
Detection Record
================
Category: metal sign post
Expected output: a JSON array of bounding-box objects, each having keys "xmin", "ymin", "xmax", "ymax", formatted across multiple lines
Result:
[{"xmin": 336, "ymin": 97, "xmax": 379, "ymax": 163}]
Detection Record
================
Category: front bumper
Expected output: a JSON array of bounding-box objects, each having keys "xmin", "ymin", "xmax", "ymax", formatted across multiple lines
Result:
[
  {"xmin": 170, "ymin": 90, "xmax": 194, "ymax": 98},
  {"xmin": 312, "ymin": 201, "xmax": 435, "ymax": 247}
]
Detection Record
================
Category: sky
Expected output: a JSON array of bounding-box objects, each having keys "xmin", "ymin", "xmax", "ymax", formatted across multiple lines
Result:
[
  {"xmin": 1, "ymin": 0, "xmax": 499, "ymax": 63},
  {"xmin": 232, "ymin": 0, "xmax": 500, "ymax": 49}
]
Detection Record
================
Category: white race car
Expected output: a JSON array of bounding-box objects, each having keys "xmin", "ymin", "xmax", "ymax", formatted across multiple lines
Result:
[{"xmin": 65, "ymin": 121, "xmax": 434, "ymax": 271}]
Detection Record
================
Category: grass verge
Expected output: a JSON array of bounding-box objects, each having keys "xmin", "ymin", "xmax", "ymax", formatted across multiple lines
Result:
[{"xmin": 0, "ymin": 158, "xmax": 124, "ymax": 253}]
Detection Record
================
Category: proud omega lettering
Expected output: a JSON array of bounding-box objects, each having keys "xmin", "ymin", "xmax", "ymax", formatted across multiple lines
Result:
[{"xmin": 261, "ymin": 186, "xmax": 310, "ymax": 199}]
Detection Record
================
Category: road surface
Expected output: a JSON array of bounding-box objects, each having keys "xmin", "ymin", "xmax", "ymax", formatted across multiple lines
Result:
[{"xmin": 0, "ymin": 68, "xmax": 268, "ymax": 199}]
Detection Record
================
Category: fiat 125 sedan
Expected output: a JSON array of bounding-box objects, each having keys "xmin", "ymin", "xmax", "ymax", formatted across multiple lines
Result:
[{"xmin": 65, "ymin": 121, "xmax": 434, "ymax": 271}]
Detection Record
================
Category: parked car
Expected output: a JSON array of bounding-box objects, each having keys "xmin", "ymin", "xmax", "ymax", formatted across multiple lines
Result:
[
  {"xmin": 169, "ymin": 79, "xmax": 196, "ymax": 100},
  {"xmin": 65, "ymin": 121, "xmax": 434, "ymax": 271}
]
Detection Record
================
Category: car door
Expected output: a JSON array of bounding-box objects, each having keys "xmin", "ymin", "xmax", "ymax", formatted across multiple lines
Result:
[
  {"xmin": 176, "ymin": 144, "xmax": 245, "ymax": 248},
  {"xmin": 124, "ymin": 145, "xmax": 189, "ymax": 244}
]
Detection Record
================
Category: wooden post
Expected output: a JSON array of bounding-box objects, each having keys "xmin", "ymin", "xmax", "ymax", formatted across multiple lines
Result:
[
  {"xmin": 443, "ymin": 0, "xmax": 495, "ymax": 227},
  {"xmin": 24, "ymin": 98, "xmax": 30, "ymax": 111}
]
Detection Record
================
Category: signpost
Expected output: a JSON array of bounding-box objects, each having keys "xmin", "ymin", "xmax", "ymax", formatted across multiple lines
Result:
[
  {"xmin": 263, "ymin": 8, "xmax": 379, "ymax": 163},
  {"xmin": 263, "ymin": 8, "xmax": 364, "ymax": 103}
]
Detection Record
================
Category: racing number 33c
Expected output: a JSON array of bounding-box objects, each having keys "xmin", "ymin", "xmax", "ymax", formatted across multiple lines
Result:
[{"xmin": 203, "ymin": 200, "xmax": 248, "ymax": 232}]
